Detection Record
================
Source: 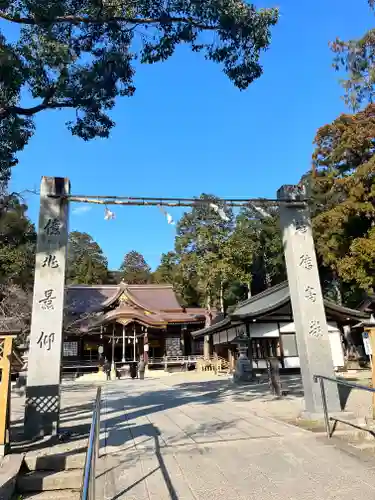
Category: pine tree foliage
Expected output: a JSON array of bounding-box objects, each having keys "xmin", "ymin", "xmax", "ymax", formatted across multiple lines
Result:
[{"xmin": 0, "ymin": 0, "xmax": 278, "ymax": 183}]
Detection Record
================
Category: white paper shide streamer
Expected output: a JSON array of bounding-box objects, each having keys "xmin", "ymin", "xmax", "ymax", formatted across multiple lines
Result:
[
  {"xmin": 104, "ymin": 206, "xmax": 116, "ymax": 220},
  {"xmin": 248, "ymin": 204, "xmax": 272, "ymax": 219},
  {"xmin": 209, "ymin": 203, "xmax": 230, "ymax": 222},
  {"xmin": 158, "ymin": 205, "xmax": 175, "ymax": 225}
]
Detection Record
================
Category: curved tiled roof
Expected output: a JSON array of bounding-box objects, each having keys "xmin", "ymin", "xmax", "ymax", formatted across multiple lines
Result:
[
  {"xmin": 66, "ymin": 283, "xmax": 192, "ymax": 314},
  {"xmin": 66, "ymin": 282, "xmax": 208, "ymax": 330},
  {"xmin": 91, "ymin": 308, "xmax": 205, "ymax": 329},
  {"xmin": 191, "ymin": 317, "xmax": 231, "ymax": 338},
  {"xmin": 65, "ymin": 284, "xmax": 125, "ymax": 314},
  {"xmin": 323, "ymin": 299, "xmax": 371, "ymax": 321},
  {"xmin": 231, "ymin": 282, "xmax": 290, "ymax": 319},
  {"xmin": 231, "ymin": 281, "xmax": 370, "ymax": 321},
  {"xmin": 92, "ymin": 306, "xmax": 167, "ymax": 329},
  {"xmin": 192, "ymin": 281, "xmax": 370, "ymax": 339},
  {"xmin": 126, "ymin": 284, "xmax": 183, "ymax": 311}
]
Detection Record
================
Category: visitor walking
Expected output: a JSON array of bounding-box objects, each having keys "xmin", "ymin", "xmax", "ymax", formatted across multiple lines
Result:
[
  {"xmin": 104, "ymin": 358, "xmax": 110, "ymax": 380},
  {"xmin": 129, "ymin": 361, "xmax": 137, "ymax": 379},
  {"xmin": 138, "ymin": 356, "xmax": 145, "ymax": 380}
]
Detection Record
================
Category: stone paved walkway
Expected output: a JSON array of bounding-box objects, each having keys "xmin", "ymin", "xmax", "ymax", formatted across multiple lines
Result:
[{"xmin": 99, "ymin": 374, "xmax": 375, "ymax": 500}]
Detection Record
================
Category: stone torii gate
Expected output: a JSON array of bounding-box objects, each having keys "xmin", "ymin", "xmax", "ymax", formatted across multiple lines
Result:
[
  {"xmin": 24, "ymin": 177, "xmax": 70, "ymax": 439},
  {"xmin": 24, "ymin": 177, "xmax": 341, "ymax": 439},
  {"xmin": 277, "ymin": 185, "xmax": 340, "ymax": 417}
]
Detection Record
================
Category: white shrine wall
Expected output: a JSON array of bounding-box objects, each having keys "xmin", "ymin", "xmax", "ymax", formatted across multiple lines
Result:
[{"xmin": 248, "ymin": 321, "xmax": 344, "ymax": 370}]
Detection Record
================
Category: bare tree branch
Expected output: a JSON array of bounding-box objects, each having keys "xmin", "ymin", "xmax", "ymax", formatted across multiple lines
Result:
[
  {"xmin": 0, "ymin": 284, "xmax": 32, "ymax": 343},
  {"xmin": 0, "ymin": 12, "xmax": 216, "ymax": 31},
  {"xmin": 0, "ymin": 101, "xmax": 76, "ymax": 120}
]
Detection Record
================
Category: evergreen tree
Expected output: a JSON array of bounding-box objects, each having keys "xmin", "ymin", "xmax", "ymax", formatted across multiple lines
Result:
[
  {"xmin": 0, "ymin": 194, "xmax": 36, "ymax": 286},
  {"xmin": 331, "ymin": 1, "xmax": 375, "ymax": 109},
  {"xmin": 175, "ymin": 194, "xmax": 234, "ymax": 310},
  {"xmin": 67, "ymin": 231, "xmax": 108, "ymax": 285},
  {"xmin": 0, "ymin": 0, "xmax": 278, "ymax": 183},
  {"xmin": 120, "ymin": 250, "xmax": 151, "ymax": 284},
  {"xmin": 310, "ymin": 104, "xmax": 375, "ymax": 304}
]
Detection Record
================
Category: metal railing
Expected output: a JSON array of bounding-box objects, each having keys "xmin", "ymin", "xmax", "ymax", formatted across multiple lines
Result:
[
  {"xmin": 81, "ymin": 386, "xmax": 102, "ymax": 500},
  {"xmin": 313, "ymin": 374, "xmax": 374, "ymax": 439}
]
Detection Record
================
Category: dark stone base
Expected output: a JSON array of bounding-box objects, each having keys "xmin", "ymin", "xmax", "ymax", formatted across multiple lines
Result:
[{"xmin": 24, "ymin": 384, "xmax": 60, "ymax": 440}]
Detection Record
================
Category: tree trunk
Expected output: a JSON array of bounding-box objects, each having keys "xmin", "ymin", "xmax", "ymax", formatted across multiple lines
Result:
[
  {"xmin": 332, "ymin": 273, "xmax": 342, "ymax": 305},
  {"xmin": 204, "ymin": 291, "xmax": 212, "ymax": 359},
  {"xmin": 247, "ymin": 277, "xmax": 252, "ymax": 299},
  {"xmin": 263, "ymin": 253, "xmax": 271, "ymax": 288},
  {"xmin": 206, "ymin": 290, "xmax": 211, "ymax": 312},
  {"xmin": 219, "ymin": 281, "xmax": 224, "ymax": 313}
]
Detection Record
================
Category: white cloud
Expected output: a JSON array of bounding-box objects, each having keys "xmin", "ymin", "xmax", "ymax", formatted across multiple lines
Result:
[{"xmin": 72, "ymin": 205, "xmax": 92, "ymax": 215}]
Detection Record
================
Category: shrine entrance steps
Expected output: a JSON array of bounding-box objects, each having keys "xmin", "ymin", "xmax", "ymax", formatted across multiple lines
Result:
[{"xmin": 15, "ymin": 453, "xmax": 86, "ymax": 499}]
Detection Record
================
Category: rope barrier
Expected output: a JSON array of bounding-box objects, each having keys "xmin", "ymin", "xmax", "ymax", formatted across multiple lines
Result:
[{"xmin": 47, "ymin": 194, "xmax": 309, "ymax": 208}]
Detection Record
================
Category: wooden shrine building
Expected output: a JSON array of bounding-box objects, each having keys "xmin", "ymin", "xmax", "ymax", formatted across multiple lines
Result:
[
  {"xmin": 192, "ymin": 281, "xmax": 370, "ymax": 371},
  {"xmin": 63, "ymin": 283, "xmax": 210, "ymax": 366}
]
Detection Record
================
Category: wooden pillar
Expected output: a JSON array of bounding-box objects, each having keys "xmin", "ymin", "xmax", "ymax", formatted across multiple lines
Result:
[
  {"xmin": 367, "ymin": 327, "xmax": 375, "ymax": 419},
  {"xmin": 122, "ymin": 325, "xmax": 126, "ymax": 363},
  {"xmin": 0, "ymin": 335, "xmax": 13, "ymax": 456},
  {"xmin": 204, "ymin": 335, "xmax": 211, "ymax": 359},
  {"xmin": 246, "ymin": 323, "xmax": 253, "ymax": 374},
  {"xmin": 144, "ymin": 329, "xmax": 149, "ymax": 365},
  {"xmin": 228, "ymin": 348, "xmax": 235, "ymax": 372},
  {"xmin": 110, "ymin": 324, "xmax": 116, "ymax": 380},
  {"xmin": 180, "ymin": 326, "xmax": 185, "ymax": 356}
]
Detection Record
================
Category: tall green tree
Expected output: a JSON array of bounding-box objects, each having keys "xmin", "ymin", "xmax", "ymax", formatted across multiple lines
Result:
[
  {"xmin": 310, "ymin": 104, "xmax": 375, "ymax": 305},
  {"xmin": 120, "ymin": 250, "xmax": 151, "ymax": 284},
  {"xmin": 0, "ymin": 194, "xmax": 36, "ymax": 286},
  {"xmin": 152, "ymin": 252, "xmax": 179, "ymax": 285},
  {"xmin": 0, "ymin": 194, "xmax": 35, "ymax": 334},
  {"xmin": 175, "ymin": 194, "xmax": 234, "ymax": 310},
  {"xmin": 67, "ymin": 231, "xmax": 108, "ymax": 284},
  {"xmin": 331, "ymin": 1, "xmax": 375, "ymax": 109},
  {"xmin": 0, "ymin": 0, "xmax": 278, "ymax": 183},
  {"xmin": 231, "ymin": 205, "xmax": 286, "ymax": 296},
  {"xmin": 152, "ymin": 251, "xmax": 202, "ymax": 306}
]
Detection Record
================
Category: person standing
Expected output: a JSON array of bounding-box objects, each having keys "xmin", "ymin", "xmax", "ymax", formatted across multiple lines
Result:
[
  {"xmin": 138, "ymin": 356, "xmax": 145, "ymax": 380},
  {"xmin": 104, "ymin": 358, "xmax": 110, "ymax": 381},
  {"xmin": 129, "ymin": 362, "xmax": 137, "ymax": 379}
]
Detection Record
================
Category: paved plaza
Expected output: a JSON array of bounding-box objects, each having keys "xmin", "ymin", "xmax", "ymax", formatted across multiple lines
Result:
[
  {"xmin": 8, "ymin": 372, "xmax": 375, "ymax": 499},
  {"xmin": 95, "ymin": 373, "xmax": 375, "ymax": 500}
]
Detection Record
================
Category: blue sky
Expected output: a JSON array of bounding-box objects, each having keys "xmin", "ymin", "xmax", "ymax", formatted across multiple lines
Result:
[{"xmin": 9, "ymin": 0, "xmax": 373, "ymax": 270}]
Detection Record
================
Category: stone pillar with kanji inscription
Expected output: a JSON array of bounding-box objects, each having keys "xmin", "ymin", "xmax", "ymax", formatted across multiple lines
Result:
[
  {"xmin": 24, "ymin": 177, "xmax": 70, "ymax": 439},
  {"xmin": 277, "ymin": 185, "xmax": 341, "ymax": 415}
]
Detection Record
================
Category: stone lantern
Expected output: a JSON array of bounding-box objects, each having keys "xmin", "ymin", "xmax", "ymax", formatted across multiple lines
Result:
[{"xmin": 233, "ymin": 328, "xmax": 253, "ymax": 383}]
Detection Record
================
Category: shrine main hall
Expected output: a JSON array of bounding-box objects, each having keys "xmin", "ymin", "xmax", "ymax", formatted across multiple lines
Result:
[{"xmin": 63, "ymin": 283, "xmax": 211, "ymax": 367}]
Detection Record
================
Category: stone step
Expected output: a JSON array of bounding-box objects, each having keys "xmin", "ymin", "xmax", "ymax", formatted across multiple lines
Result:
[
  {"xmin": 330, "ymin": 427, "xmax": 375, "ymax": 441},
  {"xmin": 17, "ymin": 470, "xmax": 83, "ymax": 493},
  {"xmin": 330, "ymin": 417, "xmax": 375, "ymax": 440},
  {"xmin": 23, "ymin": 490, "xmax": 81, "ymax": 499},
  {"xmin": 348, "ymin": 440, "xmax": 375, "ymax": 451},
  {"xmin": 25, "ymin": 453, "xmax": 86, "ymax": 471}
]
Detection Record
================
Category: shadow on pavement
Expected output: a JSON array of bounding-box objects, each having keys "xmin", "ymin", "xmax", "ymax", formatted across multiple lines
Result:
[
  {"xmin": 9, "ymin": 375, "xmax": 305, "ymax": 499},
  {"xmin": 10, "ymin": 375, "xmax": 304, "ymax": 454}
]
